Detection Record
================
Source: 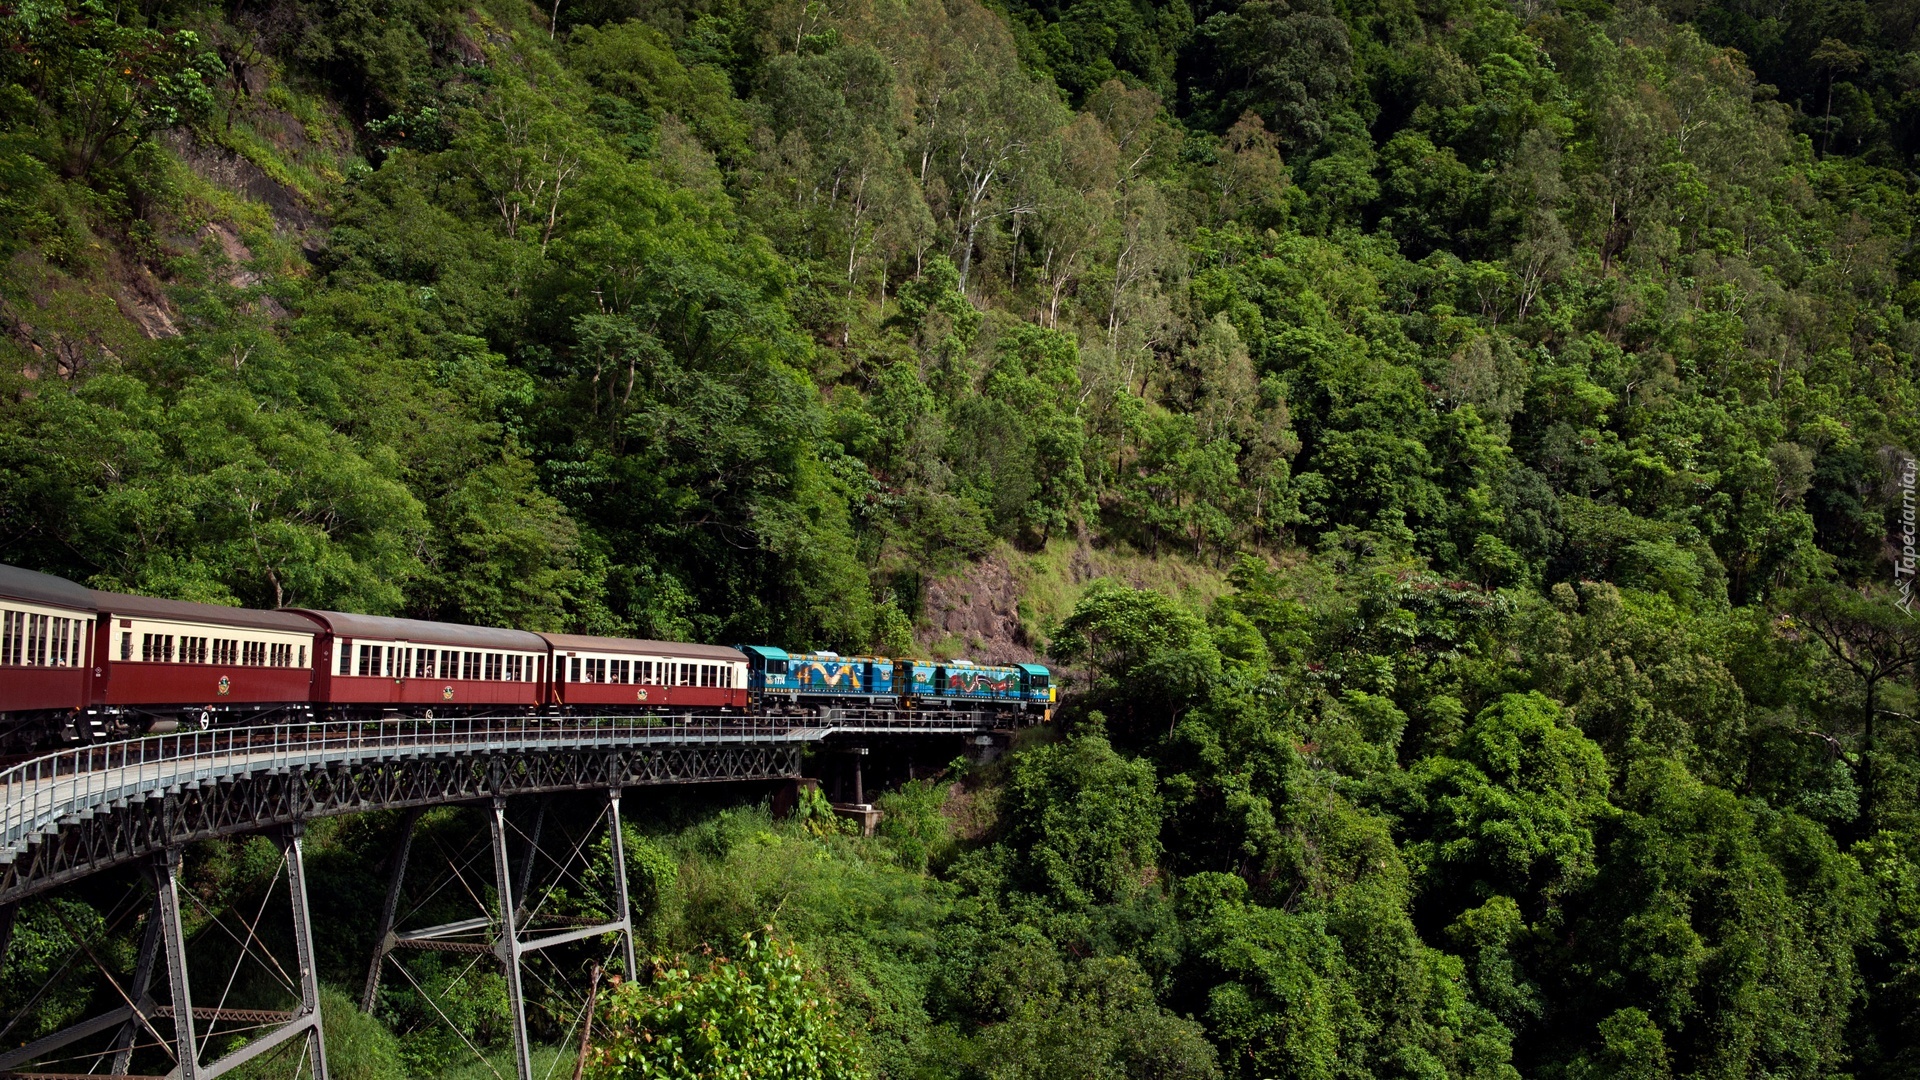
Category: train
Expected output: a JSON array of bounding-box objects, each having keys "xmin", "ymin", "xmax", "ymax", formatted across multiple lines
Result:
[{"xmin": 0, "ymin": 562, "xmax": 1054, "ymax": 752}]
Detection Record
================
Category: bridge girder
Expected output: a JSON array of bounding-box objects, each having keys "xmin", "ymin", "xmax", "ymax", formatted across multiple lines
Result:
[{"xmin": 0, "ymin": 743, "xmax": 799, "ymax": 909}]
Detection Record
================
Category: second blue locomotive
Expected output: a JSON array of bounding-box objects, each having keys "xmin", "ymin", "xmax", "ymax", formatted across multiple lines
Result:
[{"xmin": 736, "ymin": 646, "xmax": 1052, "ymax": 715}]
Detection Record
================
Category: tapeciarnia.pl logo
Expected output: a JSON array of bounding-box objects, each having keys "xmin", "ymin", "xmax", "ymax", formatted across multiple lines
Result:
[{"xmin": 1897, "ymin": 455, "xmax": 1917, "ymax": 616}]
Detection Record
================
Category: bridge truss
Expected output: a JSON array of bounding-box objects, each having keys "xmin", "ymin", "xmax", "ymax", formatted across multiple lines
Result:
[{"xmin": 0, "ymin": 712, "xmax": 1002, "ymax": 1080}]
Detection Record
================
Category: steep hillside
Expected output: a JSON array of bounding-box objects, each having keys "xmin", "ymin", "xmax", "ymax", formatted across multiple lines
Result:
[{"xmin": 5, "ymin": 0, "xmax": 1920, "ymax": 1077}]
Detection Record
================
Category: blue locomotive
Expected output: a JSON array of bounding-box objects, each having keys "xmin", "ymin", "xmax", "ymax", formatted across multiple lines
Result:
[{"xmin": 737, "ymin": 646, "xmax": 1052, "ymax": 715}]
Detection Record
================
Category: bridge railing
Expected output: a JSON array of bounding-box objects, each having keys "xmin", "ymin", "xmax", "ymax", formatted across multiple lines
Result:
[{"xmin": 0, "ymin": 711, "xmax": 1005, "ymax": 857}]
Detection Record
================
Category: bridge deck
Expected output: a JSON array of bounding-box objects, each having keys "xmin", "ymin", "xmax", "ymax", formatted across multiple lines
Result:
[{"xmin": 0, "ymin": 711, "xmax": 1001, "ymax": 869}]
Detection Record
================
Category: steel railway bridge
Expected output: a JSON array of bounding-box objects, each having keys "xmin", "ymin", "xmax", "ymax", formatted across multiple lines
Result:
[{"xmin": 0, "ymin": 711, "xmax": 1002, "ymax": 1080}]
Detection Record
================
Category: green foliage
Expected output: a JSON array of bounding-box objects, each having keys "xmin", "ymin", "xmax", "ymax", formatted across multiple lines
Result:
[
  {"xmin": 998, "ymin": 730, "xmax": 1163, "ymax": 908},
  {"xmin": 592, "ymin": 933, "xmax": 864, "ymax": 1080},
  {"xmin": 0, "ymin": 897, "xmax": 120, "ymax": 1038},
  {"xmin": 1408, "ymin": 692, "xmax": 1612, "ymax": 906},
  {"xmin": 3, "ymin": 0, "xmax": 1920, "ymax": 1076}
]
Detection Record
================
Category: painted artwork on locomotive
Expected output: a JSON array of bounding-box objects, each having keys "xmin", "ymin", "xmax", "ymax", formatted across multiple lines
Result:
[
  {"xmin": 738, "ymin": 646, "xmax": 896, "ymax": 699},
  {"xmin": 742, "ymin": 647, "xmax": 1053, "ymax": 708}
]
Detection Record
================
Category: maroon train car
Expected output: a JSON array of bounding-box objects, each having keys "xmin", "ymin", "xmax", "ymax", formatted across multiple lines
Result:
[
  {"xmin": 91, "ymin": 591, "xmax": 319, "ymax": 727},
  {"xmin": 538, "ymin": 633, "xmax": 747, "ymax": 711},
  {"xmin": 294, "ymin": 610, "xmax": 547, "ymax": 713},
  {"xmin": 0, "ymin": 564, "xmax": 97, "ymax": 724}
]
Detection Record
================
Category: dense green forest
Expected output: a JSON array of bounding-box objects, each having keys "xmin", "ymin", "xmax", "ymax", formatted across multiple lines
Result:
[{"xmin": 5, "ymin": 0, "xmax": 1920, "ymax": 1075}]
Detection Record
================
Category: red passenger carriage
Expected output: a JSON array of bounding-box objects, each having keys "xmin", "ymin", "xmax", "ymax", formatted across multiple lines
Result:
[
  {"xmin": 538, "ymin": 633, "xmax": 748, "ymax": 712},
  {"xmin": 294, "ymin": 611, "xmax": 547, "ymax": 714},
  {"xmin": 91, "ymin": 592, "xmax": 319, "ymax": 729},
  {"xmin": 0, "ymin": 565, "xmax": 96, "ymax": 723}
]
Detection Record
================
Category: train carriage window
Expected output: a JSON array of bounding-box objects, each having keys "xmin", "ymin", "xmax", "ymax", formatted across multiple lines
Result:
[
  {"xmin": 569, "ymin": 657, "xmax": 581, "ymax": 682},
  {"xmin": 414, "ymin": 649, "xmax": 429, "ymax": 678},
  {"xmin": 338, "ymin": 641, "xmax": 351, "ymax": 675},
  {"xmin": 299, "ymin": 645, "xmax": 306, "ymax": 668},
  {"xmin": 438, "ymin": 651, "xmax": 453, "ymax": 679},
  {"xmin": 1, "ymin": 610, "xmax": 14, "ymax": 665},
  {"xmin": 120, "ymin": 631, "xmax": 131, "ymax": 661},
  {"xmin": 485, "ymin": 653, "xmax": 500, "ymax": 680},
  {"xmin": 357, "ymin": 643, "xmax": 376, "ymax": 676}
]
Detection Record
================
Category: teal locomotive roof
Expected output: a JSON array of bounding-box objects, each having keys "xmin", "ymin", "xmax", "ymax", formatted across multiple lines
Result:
[{"xmin": 1017, "ymin": 663, "xmax": 1050, "ymax": 676}]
